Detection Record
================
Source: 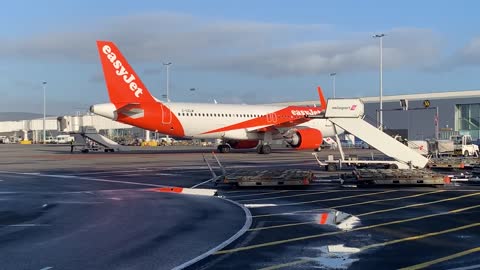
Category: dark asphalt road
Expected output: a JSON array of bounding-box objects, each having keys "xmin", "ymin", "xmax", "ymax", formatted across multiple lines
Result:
[
  {"xmin": 190, "ymin": 188, "xmax": 480, "ymax": 270},
  {"xmin": 2, "ymin": 145, "xmax": 480, "ymax": 270},
  {"xmin": 0, "ymin": 172, "xmax": 246, "ymax": 270}
]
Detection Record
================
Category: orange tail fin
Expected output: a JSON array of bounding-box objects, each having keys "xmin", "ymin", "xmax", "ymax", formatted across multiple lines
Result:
[
  {"xmin": 96, "ymin": 41, "xmax": 156, "ymax": 106},
  {"xmin": 317, "ymin": 86, "xmax": 327, "ymax": 111},
  {"xmin": 95, "ymin": 41, "xmax": 185, "ymax": 137}
]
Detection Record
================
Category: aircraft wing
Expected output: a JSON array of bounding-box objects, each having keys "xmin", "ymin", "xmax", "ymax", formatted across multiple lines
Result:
[{"xmin": 245, "ymin": 117, "xmax": 312, "ymax": 133}]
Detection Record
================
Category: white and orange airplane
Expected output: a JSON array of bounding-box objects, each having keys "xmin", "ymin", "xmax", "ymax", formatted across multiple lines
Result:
[{"xmin": 90, "ymin": 41, "xmax": 338, "ymax": 154}]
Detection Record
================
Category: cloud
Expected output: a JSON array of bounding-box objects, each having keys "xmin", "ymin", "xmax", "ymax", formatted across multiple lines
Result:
[
  {"xmin": 450, "ymin": 37, "xmax": 480, "ymax": 67},
  {"xmin": 203, "ymin": 28, "xmax": 441, "ymax": 76},
  {"xmin": 0, "ymin": 12, "xmax": 442, "ymax": 76},
  {"xmin": 423, "ymin": 36, "xmax": 480, "ymax": 72}
]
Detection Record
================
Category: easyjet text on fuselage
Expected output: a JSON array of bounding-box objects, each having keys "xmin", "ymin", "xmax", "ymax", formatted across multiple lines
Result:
[{"xmin": 291, "ymin": 109, "xmax": 322, "ymax": 116}]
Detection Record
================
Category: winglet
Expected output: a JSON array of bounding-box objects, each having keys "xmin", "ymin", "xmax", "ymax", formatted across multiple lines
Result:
[{"xmin": 317, "ymin": 86, "xmax": 327, "ymax": 111}]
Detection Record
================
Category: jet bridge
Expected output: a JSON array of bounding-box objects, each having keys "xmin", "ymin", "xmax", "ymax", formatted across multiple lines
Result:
[{"xmin": 311, "ymin": 99, "xmax": 429, "ymax": 170}]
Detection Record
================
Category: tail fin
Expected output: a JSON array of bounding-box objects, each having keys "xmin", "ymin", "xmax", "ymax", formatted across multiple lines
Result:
[
  {"xmin": 317, "ymin": 86, "xmax": 327, "ymax": 111},
  {"xmin": 95, "ymin": 41, "xmax": 185, "ymax": 137},
  {"xmin": 96, "ymin": 41, "xmax": 156, "ymax": 105}
]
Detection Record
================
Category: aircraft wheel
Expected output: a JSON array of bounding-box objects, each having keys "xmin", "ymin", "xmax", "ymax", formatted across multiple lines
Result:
[
  {"xmin": 262, "ymin": 145, "xmax": 271, "ymax": 154},
  {"xmin": 223, "ymin": 145, "xmax": 231, "ymax": 153},
  {"xmin": 327, "ymin": 163, "xmax": 337, "ymax": 172},
  {"xmin": 256, "ymin": 145, "xmax": 264, "ymax": 154},
  {"xmin": 389, "ymin": 164, "xmax": 399, "ymax": 169},
  {"xmin": 464, "ymin": 150, "xmax": 470, "ymax": 157},
  {"xmin": 217, "ymin": 145, "xmax": 231, "ymax": 153}
]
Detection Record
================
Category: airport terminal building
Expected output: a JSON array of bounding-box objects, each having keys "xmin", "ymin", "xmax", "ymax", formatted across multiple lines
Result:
[
  {"xmin": 2, "ymin": 89, "xmax": 480, "ymax": 142},
  {"xmin": 283, "ymin": 90, "xmax": 480, "ymax": 141}
]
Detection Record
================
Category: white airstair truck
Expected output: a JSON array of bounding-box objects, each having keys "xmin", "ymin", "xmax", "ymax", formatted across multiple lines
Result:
[
  {"xmin": 310, "ymin": 98, "xmax": 429, "ymax": 171},
  {"xmin": 57, "ymin": 115, "xmax": 125, "ymax": 152}
]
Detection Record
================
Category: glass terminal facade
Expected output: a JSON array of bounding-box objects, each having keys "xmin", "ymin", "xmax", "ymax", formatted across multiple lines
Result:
[{"xmin": 455, "ymin": 104, "xmax": 480, "ymax": 140}]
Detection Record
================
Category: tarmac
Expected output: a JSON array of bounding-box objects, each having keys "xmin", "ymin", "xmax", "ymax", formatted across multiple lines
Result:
[{"xmin": 1, "ymin": 144, "xmax": 480, "ymax": 269}]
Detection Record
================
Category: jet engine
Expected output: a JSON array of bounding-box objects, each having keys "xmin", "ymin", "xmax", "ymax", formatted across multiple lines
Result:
[{"xmin": 286, "ymin": 128, "xmax": 323, "ymax": 150}]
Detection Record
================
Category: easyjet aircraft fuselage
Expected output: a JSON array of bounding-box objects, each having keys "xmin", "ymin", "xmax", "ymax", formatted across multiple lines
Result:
[
  {"xmin": 92, "ymin": 101, "xmax": 336, "ymax": 139},
  {"xmin": 90, "ymin": 41, "xmax": 337, "ymax": 154}
]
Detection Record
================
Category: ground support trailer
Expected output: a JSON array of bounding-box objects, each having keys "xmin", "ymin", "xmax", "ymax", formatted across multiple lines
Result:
[
  {"xmin": 342, "ymin": 169, "xmax": 447, "ymax": 187},
  {"xmin": 220, "ymin": 169, "xmax": 313, "ymax": 187},
  {"xmin": 201, "ymin": 153, "xmax": 313, "ymax": 187}
]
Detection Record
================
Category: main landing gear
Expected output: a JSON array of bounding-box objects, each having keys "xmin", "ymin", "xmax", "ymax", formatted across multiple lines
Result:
[
  {"xmin": 217, "ymin": 144, "xmax": 231, "ymax": 153},
  {"xmin": 256, "ymin": 144, "xmax": 271, "ymax": 154}
]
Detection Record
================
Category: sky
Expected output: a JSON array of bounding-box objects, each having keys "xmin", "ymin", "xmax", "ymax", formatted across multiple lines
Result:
[{"xmin": 1, "ymin": 0, "xmax": 480, "ymax": 114}]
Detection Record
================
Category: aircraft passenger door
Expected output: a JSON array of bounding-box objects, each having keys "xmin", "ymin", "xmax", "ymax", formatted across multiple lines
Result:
[
  {"xmin": 161, "ymin": 105, "xmax": 172, "ymax": 124},
  {"xmin": 267, "ymin": 113, "xmax": 277, "ymax": 123}
]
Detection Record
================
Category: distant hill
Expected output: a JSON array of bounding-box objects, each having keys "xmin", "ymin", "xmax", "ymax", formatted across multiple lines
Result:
[{"xmin": 0, "ymin": 112, "xmax": 51, "ymax": 121}]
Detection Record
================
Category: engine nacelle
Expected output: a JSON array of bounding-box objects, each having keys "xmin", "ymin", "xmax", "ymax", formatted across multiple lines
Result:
[
  {"xmin": 227, "ymin": 140, "xmax": 259, "ymax": 149},
  {"xmin": 287, "ymin": 128, "xmax": 323, "ymax": 150}
]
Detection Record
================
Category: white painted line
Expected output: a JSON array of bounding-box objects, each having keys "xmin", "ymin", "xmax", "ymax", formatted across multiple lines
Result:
[
  {"xmin": 73, "ymin": 169, "xmax": 153, "ymax": 176},
  {"xmin": 228, "ymin": 190, "xmax": 289, "ymax": 199},
  {"xmin": 155, "ymin": 173, "xmax": 179, "ymax": 176},
  {"xmin": 327, "ymin": 244, "xmax": 361, "ymax": 253},
  {"xmin": 171, "ymin": 198, "xmax": 252, "ymax": 270},
  {"xmin": 0, "ymin": 171, "xmax": 166, "ymax": 188},
  {"xmin": 4, "ymin": 224, "xmax": 51, "ymax": 227},
  {"xmin": 447, "ymin": 264, "xmax": 480, "ymax": 270},
  {"xmin": 55, "ymin": 201, "xmax": 104, "ymax": 204},
  {"xmin": 118, "ymin": 174, "xmax": 142, "ymax": 177},
  {"xmin": 244, "ymin": 204, "xmax": 278, "ymax": 208},
  {"xmin": 39, "ymin": 267, "xmax": 53, "ymax": 270}
]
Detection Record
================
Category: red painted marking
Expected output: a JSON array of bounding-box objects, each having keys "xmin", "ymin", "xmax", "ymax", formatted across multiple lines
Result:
[
  {"xmin": 151, "ymin": 187, "xmax": 184, "ymax": 193},
  {"xmin": 319, "ymin": 213, "xmax": 329, "ymax": 224},
  {"xmin": 303, "ymin": 178, "xmax": 310, "ymax": 185},
  {"xmin": 443, "ymin": 176, "xmax": 451, "ymax": 184}
]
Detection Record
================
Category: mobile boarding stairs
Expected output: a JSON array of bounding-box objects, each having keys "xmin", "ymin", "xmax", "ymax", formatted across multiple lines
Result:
[
  {"xmin": 309, "ymin": 99, "xmax": 429, "ymax": 170},
  {"xmin": 57, "ymin": 116, "xmax": 125, "ymax": 152}
]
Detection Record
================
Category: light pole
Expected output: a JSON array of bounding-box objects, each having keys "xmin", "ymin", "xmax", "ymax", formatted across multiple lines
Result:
[
  {"xmin": 163, "ymin": 62, "xmax": 172, "ymax": 102},
  {"xmin": 42, "ymin": 81, "xmax": 47, "ymax": 144},
  {"xmin": 373, "ymin": 33, "xmax": 385, "ymax": 131},
  {"xmin": 330, "ymin": 72, "xmax": 337, "ymax": 98}
]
